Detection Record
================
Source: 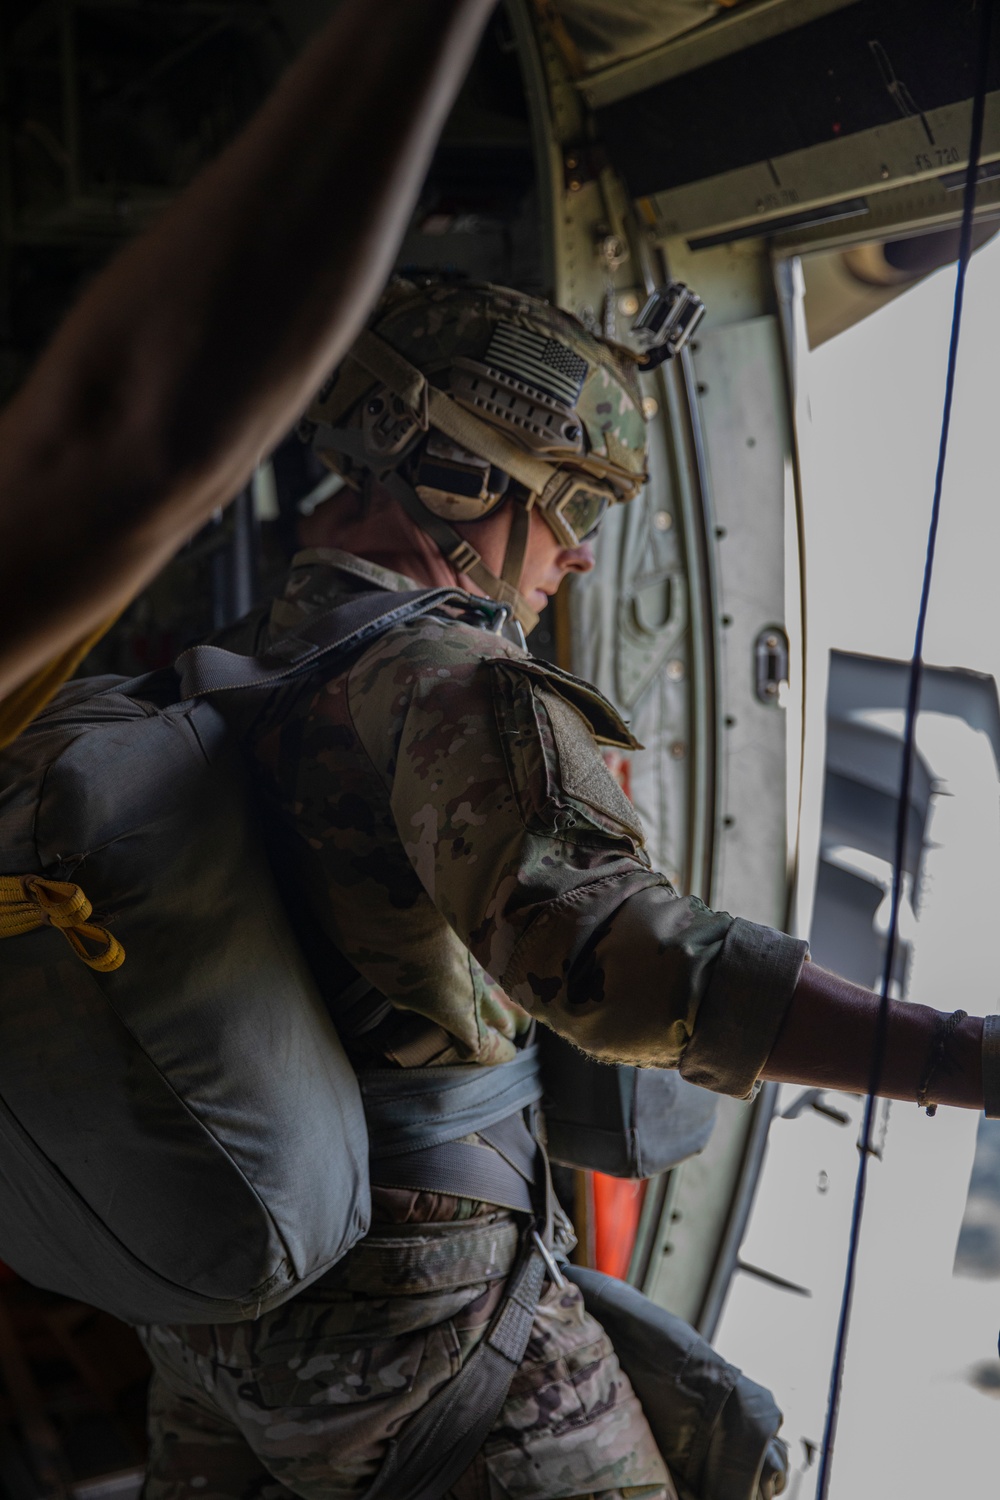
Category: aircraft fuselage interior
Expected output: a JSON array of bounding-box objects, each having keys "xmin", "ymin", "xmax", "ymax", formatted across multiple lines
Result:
[{"xmin": 1, "ymin": 2, "xmax": 999, "ymax": 1496}]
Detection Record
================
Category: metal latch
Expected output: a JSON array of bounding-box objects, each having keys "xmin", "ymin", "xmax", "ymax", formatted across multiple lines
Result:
[
  {"xmin": 531, "ymin": 1230, "xmax": 567, "ymax": 1289},
  {"xmin": 755, "ymin": 626, "xmax": 789, "ymax": 706},
  {"xmin": 633, "ymin": 282, "xmax": 706, "ymax": 368}
]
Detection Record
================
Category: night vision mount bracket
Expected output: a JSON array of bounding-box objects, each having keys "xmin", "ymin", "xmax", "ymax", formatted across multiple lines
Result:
[{"xmin": 633, "ymin": 282, "xmax": 705, "ymax": 369}]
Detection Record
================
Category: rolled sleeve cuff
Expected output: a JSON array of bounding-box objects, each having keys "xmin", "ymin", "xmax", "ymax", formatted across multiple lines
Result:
[{"xmin": 679, "ymin": 917, "xmax": 809, "ymax": 1099}]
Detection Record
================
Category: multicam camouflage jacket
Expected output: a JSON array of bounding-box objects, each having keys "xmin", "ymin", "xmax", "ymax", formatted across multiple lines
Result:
[{"xmin": 221, "ymin": 548, "xmax": 807, "ymax": 1095}]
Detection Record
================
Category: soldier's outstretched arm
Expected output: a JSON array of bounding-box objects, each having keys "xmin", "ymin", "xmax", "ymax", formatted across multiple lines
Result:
[
  {"xmin": 761, "ymin": 960, "xmax": 984, "ymax": 1109},
  {"xmin": 354, "ymin": 631, "xmax": 985, "ymax": 1113},
  {"xmin": 0, "ymin": 0, "xmax": 496, "ymax": 701}
]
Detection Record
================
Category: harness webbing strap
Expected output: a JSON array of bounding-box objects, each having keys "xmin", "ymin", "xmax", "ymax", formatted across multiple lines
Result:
[
  {"xmin": 362, "ymin": 1235, "xmax": 549, "ymax": 1500},
  {"xmin": 368, "ymin": 1077, "xmax": 543, "ymax": 1216},
  {"xmin": 370, "ymin": 1139, "xmax": 534, "ymax": 1215},
  {"xmin": 176, "ymin": 586, "xmax": 470, "ymax": 697},
  {"xmin": 479, "ymin": 1111, "xmax": 539, "ymax": 1182},
  {"xmin": 360, "ymin": 1044, "xmax": 543, "ymax": 1157},
  {"xmin": 360, "ymin": 1041, "xmax": 555, "ymax": 1498}
]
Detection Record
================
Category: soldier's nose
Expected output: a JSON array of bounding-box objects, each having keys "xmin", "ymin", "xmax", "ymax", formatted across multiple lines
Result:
[{"xmin": 562, "ymin": 543, "xmax": 596, "ymax": 574}]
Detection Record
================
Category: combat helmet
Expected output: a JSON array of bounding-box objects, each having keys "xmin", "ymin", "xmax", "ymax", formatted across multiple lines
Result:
[{"xmin": 303, "ymin": 279, "xmax": 650, "ymax": 632}]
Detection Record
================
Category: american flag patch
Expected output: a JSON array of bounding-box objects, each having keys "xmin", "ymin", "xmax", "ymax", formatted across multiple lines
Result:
[{"xmin": 484, "ymin": 321, "xmax": 588, "ymax": 406}]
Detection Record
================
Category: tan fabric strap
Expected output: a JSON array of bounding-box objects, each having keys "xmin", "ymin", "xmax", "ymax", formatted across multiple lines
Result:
[
  {"xmin": 378, "ymin": 467, "xmax": 539, "ymax": 633},
  {"xmin": 350, "ymin": 328, "xmax": 429, "ymax": 424},
  {"xmin": 500, "ymin": 496, "xmax": 532, "ymax": 591},
  {"xmin": 0, "ymin": 875, "xmax": 125, "ymax": 972},
  {"xmin": 351, "ymin": 329, "xmax": 556, "ymax": 496}
]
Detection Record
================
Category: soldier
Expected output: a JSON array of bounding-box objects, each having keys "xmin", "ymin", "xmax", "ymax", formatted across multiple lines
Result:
[
  {"xmin": 138, "ymin": 280, "xmax": 984, "ymax": 1500},
  {"xmin": 0, "ymin": 0, "xmax": 496, "ymax": 734}
]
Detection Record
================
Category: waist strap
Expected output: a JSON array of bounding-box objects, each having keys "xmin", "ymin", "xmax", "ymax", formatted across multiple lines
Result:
[
  {"xmin": 370, "ymin": 1117, "xmax": 539, "ymax": 1214},
  {"xmin": 360, "ymin": 1045, "xmax": 542, "ymax": 1156},
  {"xmin": 362, "ymin": 1047, "xmax": 544, "ymax": 1214},
  {"xmin": 371, "ymin": 1140, "xmax": 532, "ymax": 1213}
]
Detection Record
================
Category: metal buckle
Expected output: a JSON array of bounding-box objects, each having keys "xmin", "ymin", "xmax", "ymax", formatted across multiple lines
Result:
[
  {"xmin": 531, "ymin": 1230, "xmax": 567, "ymax": 1290},
  {"xmin": 447, "ymin": 539, "xmax": 481, "ymax": 574}
]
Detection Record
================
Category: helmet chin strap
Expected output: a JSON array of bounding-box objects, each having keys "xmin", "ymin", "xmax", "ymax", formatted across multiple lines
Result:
[
  {"xmin": 499, "ymin": 494, "xmax": 533, "ymax": 599},
  {"xmin": 384, "ymin": 469, "xmax": 540, "ymax": 634},
  {"xmin": 311, "ymin": 421, "xmax": 540, "ymax": 632}
]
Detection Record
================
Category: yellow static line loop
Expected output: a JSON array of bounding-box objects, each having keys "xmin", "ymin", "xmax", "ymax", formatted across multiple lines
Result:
[{"xmin": 0, "ymin": 875, "xmax": 125, "ymax": 972}]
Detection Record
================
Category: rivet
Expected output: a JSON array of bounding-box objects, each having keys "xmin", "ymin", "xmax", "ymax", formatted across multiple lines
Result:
[
  {"xmin": 652, "ymin": 508, "xmax": 671, "ymax": 530},
  {"xmin": 569, "ymin": 179, "xmax": 582, "ymax": 192},
  {"xmin": 666, "ymin": 659, "xmax": 684, "ymax": 681},
  {"xmin": 670, "ymin": 740, "xmax": 686, "ymax": 759},
  {"xmin": 620, "ymin": 292, "xmax": 640, "ymax": 317}
]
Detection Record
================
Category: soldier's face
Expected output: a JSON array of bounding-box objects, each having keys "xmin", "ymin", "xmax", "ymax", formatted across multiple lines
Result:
[{"xmin": 459, "ymin": 506, "xmax": 597, "ymax": 615}]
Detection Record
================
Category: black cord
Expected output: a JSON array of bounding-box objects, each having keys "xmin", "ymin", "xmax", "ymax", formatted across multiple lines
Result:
[{"xmin": 815, "ymin": 6, "xmax": 995, "ymax": 1496}]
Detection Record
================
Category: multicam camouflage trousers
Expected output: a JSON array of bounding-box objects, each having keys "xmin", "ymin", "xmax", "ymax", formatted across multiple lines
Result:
[{"xmin": 138, "ymin": 1211, "xmax": 674, "ymax": 1500}]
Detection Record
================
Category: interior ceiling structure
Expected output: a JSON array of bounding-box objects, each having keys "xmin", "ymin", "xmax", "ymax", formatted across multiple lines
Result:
[
  {"xmin": 537, "ymin": 0, "xmax": 754, "ymax": 74},
  {"xmin": 0, "ymin": 0, "xmax": 534, "ymax": 402}
]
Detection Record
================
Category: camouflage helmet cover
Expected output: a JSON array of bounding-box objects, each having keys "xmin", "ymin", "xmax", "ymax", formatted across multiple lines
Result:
[
  {"xmin": 310, "ymin": 279, "xmax": 649, "ymax": 496},
  {"xmin": 305, "ymin": 280, "xmax": 649, "ymax": 634}
]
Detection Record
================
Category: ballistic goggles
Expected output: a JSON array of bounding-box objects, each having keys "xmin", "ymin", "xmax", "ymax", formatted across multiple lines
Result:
[
  {"xmin": 535, "ymin": 471, "xmax": 617, "ymax": 548},
  {"xmin": 411, "ymin": 430, "xmax": 617, "ymax": 549}
]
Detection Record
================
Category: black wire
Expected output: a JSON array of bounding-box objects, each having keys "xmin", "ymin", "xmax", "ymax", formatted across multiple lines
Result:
[{"xmin": 815, "ymin": 6, "xmax": 994, "ymax": 1496}]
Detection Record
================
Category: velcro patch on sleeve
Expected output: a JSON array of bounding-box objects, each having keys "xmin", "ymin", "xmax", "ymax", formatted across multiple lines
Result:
[
  {"xmin": 484, "ymin": 657, "xmax": 646, "ymax": 852},
  {"xmin": 483, "ymin": 657, "xmax": 642, "ymax": 750},
  {"xmin": 540, "ymin": 690, "xmax": 644, "ymax": 841}
]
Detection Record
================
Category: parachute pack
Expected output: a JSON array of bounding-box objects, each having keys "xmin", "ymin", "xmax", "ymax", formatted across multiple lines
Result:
[{"xmin": 0, "ymin": 585, "xmax": 715, "ymax": 1324}]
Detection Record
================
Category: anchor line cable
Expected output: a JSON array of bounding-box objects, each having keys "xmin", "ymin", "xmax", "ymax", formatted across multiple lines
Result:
[{"xmin": 815, "ymin": 6, "xmax": 994, "ymax": 1497}]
